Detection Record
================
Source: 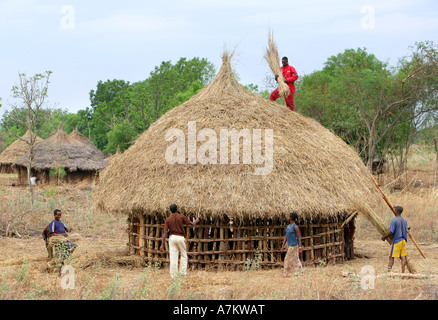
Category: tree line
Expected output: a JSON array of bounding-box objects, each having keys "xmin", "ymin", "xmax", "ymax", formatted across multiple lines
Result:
[
  {"xmin": 1, "ymin": 42, "xmax": 437, "ymax": 179},
  {"xmin": 295, "ymin": 41, "xmax": 438, "ymax": 177}
]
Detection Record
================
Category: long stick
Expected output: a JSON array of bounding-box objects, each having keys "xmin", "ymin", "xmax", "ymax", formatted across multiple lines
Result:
[
  {"xmin": 370, "ymin": 175, "xmax": 426, "ymax": 259},
  {"xmin": 407, "ymin": 227, "xmax": 427, "ymax": 259},
  {"xmin": 340, "ymin": 211, "xmax": 358, "ymax": 228},
  {"xmin": 370, "ymin": 175, "xmax": 395, "ymax": 212}
]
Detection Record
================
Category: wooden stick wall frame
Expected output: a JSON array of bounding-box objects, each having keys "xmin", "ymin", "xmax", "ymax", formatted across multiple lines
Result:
[{"xmin": 126, "ymin": 213, "xmax": 349, "ymax": 270}]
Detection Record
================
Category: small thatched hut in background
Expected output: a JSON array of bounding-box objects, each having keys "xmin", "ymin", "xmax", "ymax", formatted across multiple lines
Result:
[
  {"xmin": 0, "ymin": 130, "xmax": 43, "ymax": 174},
  {"xmin": 13, "ymin": 124, "xmax": 107, "ymax": 185},
  {"xmin": 93, "ymin": 52, "xmax": 387, "ymax": 270}
]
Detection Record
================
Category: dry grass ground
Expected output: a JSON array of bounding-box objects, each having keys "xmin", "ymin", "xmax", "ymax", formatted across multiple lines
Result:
[
  {"xmin": 0, "ymin": 145, "xmax": 437, "ymax": 300},
  {"xmin": 0, "ymin": 236, "xmax": 437, "ymax": 300}
]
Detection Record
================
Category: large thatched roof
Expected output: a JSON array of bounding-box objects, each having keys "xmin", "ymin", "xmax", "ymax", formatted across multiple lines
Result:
[
  {"xmin": 93, "ymin": 51, "xmax": 386, "ymax": 219},
  {"xmin": 13, "ymin": 124, "xmax": 107, "ymax": 172},
  {"xmin": 0, "ymin": 130, "xmax": 43, "ymax": 166}
]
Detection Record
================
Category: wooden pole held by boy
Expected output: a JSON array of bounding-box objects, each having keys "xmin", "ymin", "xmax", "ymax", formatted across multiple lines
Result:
[{"xmin": 370, "ymin": 175, "xmax": 426, "ymax": 259}]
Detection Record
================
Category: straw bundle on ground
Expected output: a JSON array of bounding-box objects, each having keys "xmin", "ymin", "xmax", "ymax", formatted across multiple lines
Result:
[
  {"xmin": 264, "ymin": 31, "xmax": 290, "ymax": 98},
  {"xmin": 0, "ymin": 130, "xmax": 43, "ymax": 173},
  {"xmin": 13, "ymin": 124, "xmax": 107, "ymax": 184},
  {"xmin": 93, "ymin": 50, "xmax": 389, "ymax": 269}
]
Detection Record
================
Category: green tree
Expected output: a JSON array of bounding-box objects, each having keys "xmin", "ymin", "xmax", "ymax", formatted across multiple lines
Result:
[
  {"xmin": 49, "ymin": 166, "xmax": 67, "ymax": 185},
  {"xmin": 89, "ymin": 79, "xmax": 131, "ymax": 109},
  {"xmin": 88, "ymin": 57, "xmax": 215, "ymax": 153},
  {"xmin": 104, "ymin": 120, "xmax": 137, "ymax": 153},
  {"xmin": 9, "ymin": 71, "xmax": 53, "ymax": 207},
  {"xmin": 296, "ymin": 45, "xmax": 438, "ymax": 173}
]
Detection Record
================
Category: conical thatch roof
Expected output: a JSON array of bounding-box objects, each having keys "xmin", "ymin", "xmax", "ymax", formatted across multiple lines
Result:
[
  {"xmin": 13, "ymin": 124, "xmax": 107, "ymax": 172},
  {"xmin": 93, "ymin": 51, "xmax": 386, "ymax": 219},
  {"xmin": 68, "ymin": 128, "xmax": 93, "ymax": 145},
  {"xmin": 0, "ymin": 130, "xmax": 43, "ymax": 166}
]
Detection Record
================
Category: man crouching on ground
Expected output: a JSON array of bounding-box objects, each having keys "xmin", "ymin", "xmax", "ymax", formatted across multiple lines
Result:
[
  {"xmin": 46, "ymin": 209, "xmax": 78, "ymax": 275},
  {"xmin": 160, "ymin": 204, "xmax": 199, "ymax": 279}
]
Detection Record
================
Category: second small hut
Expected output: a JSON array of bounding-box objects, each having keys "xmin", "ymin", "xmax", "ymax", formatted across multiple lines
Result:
[
  {"xmin": 94, "ymin": 51, "xmax": 387, "ymax": 270},
  {"xmin": 0, "ymin": 130, "xmax": 43, "ymax": 174},
  {"xmin": 13, "ymin": 124, "xmax": 107, "ymax": 185}
]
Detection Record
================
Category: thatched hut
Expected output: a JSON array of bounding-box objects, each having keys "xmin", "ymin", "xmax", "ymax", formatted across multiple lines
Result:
[
  {"xmin": 0, "ymin": 130, "xmax": 43, "ymax": 174},
  {"xmin": 13, "ymin": 124, "xmax": 107, "ymax": 185},
  {"xmin": 93, "ymin": 52, "xmax": 387, "ymax": 270}
]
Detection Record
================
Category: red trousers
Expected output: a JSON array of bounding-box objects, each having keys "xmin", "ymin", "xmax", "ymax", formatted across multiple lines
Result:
[{"xmin": 270, "ymin": 88, "xmax": 295, "ymax": 111}]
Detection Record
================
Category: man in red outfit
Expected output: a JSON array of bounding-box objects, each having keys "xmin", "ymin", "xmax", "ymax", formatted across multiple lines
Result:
[{"xmin": 270, "ymin": 56, "xmax": 299, "ymax": 111}]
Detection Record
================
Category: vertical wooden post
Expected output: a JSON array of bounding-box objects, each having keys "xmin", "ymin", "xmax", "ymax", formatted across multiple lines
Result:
[
  {"xmin": 340, "ymin": 221, "xmax": 345, "ymax": 263},
  {"xmin": 197, "ymin": 222, "xmax": 203, "ymax": 269},
  {"xmin": 300, "ymin": 224, "xmax": 306, "ymax": 262},
  {"xmin": 237, "ymin": 220, "xmax": 243, "ymax": 267},
  {"xmin": 225, "ymin": 218, "xmax": 230, "ymax": 267},
  {"xmin": 322, "ymin": 223, "xmax": 327, "ymax": 261},
  {"xmin": 277, "ymin": 222, "xmax": 283, "ymax": 263},
  {"xmin": 154, "ymin": 216, "xmax": 161, "ymax": 254},
  {"xmin": 262, "ymin": 220, "xmax": 268, "ymax": 264},
  {"xmin": 259, "ymin": 220, "xmax": 265, "ymax": 263},
  {"xmin": 213, "ymin": 218, "xmax": 220, "ymax": 262},
  {"xmin": 146, "ymin": 215, "xmax": 152, "ymax": 260},
  {"xmin": 138, "ymin": 215, "xmax": 145, "ymax": 257},
  {"xmin": 150, "ymin": 215, "xmax": 156, "ymax": 260},
  {"xmin": 309, "ymin": 223, "xmax": 315, "ymax": 264},
  {"xmin": 268, "ymin": 225, "xmax": 273, "ymax": 263},
  {"xmin": 127, "ymin": 215, "xmax": 132, "ymax": 255},
  {"xmin": 219, "ymin": 219, "xmax": 225, "ymax": 267}
]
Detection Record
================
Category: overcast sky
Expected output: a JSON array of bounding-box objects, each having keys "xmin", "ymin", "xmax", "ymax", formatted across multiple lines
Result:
[{"xmin": 1, "ymin": 0, "xmax": 437, "ymax": 118}]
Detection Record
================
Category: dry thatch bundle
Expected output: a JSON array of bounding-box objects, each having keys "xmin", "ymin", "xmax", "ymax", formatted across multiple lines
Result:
[
  {"xmin": 13, "ymin": 124, "xmax": 107, "ymax": 173},
  {"xmin": 93, "ymin": 50, "xmax": 388, "ymax": 221},
  {"xmin": 264, "ymin": 30, "xmax": 290, "ymax": 98},
  {"xmin": 0, "ymin": 130, "xmax": 43, "ymax": 173}
]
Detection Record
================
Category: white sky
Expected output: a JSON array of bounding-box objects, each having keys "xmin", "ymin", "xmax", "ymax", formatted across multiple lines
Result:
[{"xmin": 1, "ymin": 0, "xmax": 437, "ymax": 117}]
